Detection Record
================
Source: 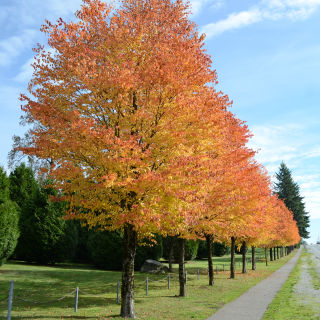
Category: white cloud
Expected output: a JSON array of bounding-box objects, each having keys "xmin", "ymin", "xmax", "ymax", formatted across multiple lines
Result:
[
  {"xmin": 0, "ymin": 0, "xmax": 83, "ymax": 30},
  {"xmin": 300, "ymin": 181, "xmax": 320, "ymax": 189},
  {"xmin": 293, "ymin": 174, "xmax": 320, "ymax": 183},
  {"xmin": 247, "ymin": 124, "xmax": 320, "ymax": 219},
  {"xmin": 248, "ymin": 124, "xmax": 304, "ymax": 164},
  {"xmin": 211, "ymin": 0, "xmax": 225, "ymax": 10},
  {"xmin": 189, "ymin": 0, "xmax": 210, "ymax": 16},
  {"xmin": 266, "ymin": 0, "xmax": 320, "ymax": 8},
  {"xmin": 201, "ymin": 8, "xmax": 262, "ymax": 38},
  {"xmin": 201, "ymin": 0, "xmax": 320, "ymax": 38},
  {"xmin": 301, "ymin": 189, "xmax": 320, "ymax": 219},
  {"xmin": 305, "ymin": 146, "xmax": 320, "ymax": 158},
  {"xmin": 0, "ymin": 29, "xmax": 37, "ymax": 67}
]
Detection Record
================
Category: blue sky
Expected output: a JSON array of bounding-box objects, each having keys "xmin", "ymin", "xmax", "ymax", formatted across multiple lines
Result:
[{"xmin": 1, "ymin": 0, "xmax": 319, "ymax": 242}]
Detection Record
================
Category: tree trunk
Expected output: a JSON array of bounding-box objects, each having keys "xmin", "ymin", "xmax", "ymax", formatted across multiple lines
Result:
[
  {"xmin": 120, "ymin": 224, "xmax": 137, "ymax": 319},
  {"xmin": 265, "ymin": 248, "xmax": 268, "ymax": 266},
  {"xmin": 206, "ymin": 234, "xmax": 214, "ymax": 285},
  {"xmin": 168, "ymin": 236, "xmax": 175, "ymax": 273},
  {"xmin": 230, "ymin": 237, "xmax": 236, "ymax": 279},
  {"xmin": 252, "ymin": 246, "xmax": 256, "ymax": 270},
  {"xmin": 273, "ymin": 247, "xmax": 276, "ymax": 261},
  {"xmin": 179, "ymin": 238, "xmax": 187, "ymax": 297},
  {"xmin": 277, "ymin": 246, "xmax": 279, "ymax": 259},
  {"xmin": 270, "ymin": 247, "xmax": 273, "ymax": 261},
  {"xmin": 242, "ymin": 241, "xmax": 247, "ymax": 273}
]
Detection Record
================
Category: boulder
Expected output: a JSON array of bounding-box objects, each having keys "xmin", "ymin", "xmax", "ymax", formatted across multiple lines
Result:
[{"xmin": 140, "ymin": 259, "xmax": 169, "ymax": 273}]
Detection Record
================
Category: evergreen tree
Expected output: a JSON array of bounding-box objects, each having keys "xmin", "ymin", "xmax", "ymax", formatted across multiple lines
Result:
[
  {"xmin": 274, "ymin": 162, "xmax": 310, "ymax": 238},
  {"xmin": 9, "ymin": 163, "xmax": 38, "ymax": 208},
  {"xmin": 0, "ymin": 166, "xmax": 20, "ymax": 266},
  {"xmin": 15, "ymin": 180, "xmax": 75, "ymax": 264}
]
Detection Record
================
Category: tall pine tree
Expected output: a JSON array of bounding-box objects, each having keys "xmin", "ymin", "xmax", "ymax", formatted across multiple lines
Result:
[{"xmin": 274, "ymin": 162, "xmax": 310, "ymax": 239}]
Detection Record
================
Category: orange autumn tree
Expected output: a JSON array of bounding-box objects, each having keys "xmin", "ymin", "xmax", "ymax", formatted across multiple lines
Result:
[
  {"xmin": 254, "ymin": 194, "xmax": 300, "ymax": 265},
  {"xmin": 187, "ymin": 114, "xmax": 256, "ymax": 284},
  {"xmin": 18, "ymin": 0, "xmax": 231, "ymax": 317}
]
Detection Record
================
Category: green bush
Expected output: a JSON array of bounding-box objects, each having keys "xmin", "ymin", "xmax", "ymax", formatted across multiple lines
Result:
[
  {"xmin": 87, "ymin": 231, "xmax": 163, "ymax": 271},
  {"xmin": 213, "ymin": 242, "xmax": 230, "ymax": 256},
  {"xmin": 235, "ymin": 244, "xmax": 247, "ymax": 255},
  {"xmin": 163, "ymin": 236, "xmax": 199, "ymax": 261},
  {"xmin": 15, "ymin": 181, "xmax": 73, "ymax": 264},
  {"xmin": 196, "ymin": 240, "xmax": 214, "ymax": 259},
  {"xmin": 162, "ymin": 235, "xmax": 176, "ymax": 260},
  {"xmin": 0, "ymin": 166, "xmax": 19, "ymax": 266},
  {"xmin": 9, "ymin": 163, "xmax": 38, "ymax": 208},
  {"xmin": 87, "ymin": 230, "xmax": 124, "ymax": 270},
  {"xmin": 64, "ymin": 220, "xmax": 79, "ymax": 261},
  {"xmin": 73, "ymin": 221, "xmax": 93, "ymax": 263},
  {"xmin": 135, "ymin": 234, "xmax": 163, "ymax": 270},
  {"xmin": 184, "ymin": 240, "xmax": 199, "ymax": 260}
]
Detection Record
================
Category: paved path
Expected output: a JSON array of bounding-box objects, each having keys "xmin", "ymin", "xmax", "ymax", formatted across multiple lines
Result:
[{"xmin": 206, "ymin": 248, "xmax": 301, "ymax": 320}]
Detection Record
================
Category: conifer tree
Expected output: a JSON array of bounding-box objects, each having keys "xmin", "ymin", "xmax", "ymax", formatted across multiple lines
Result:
[
  {"xmin": 0, "ymin": 166, "xmax": 20, "ymax": 266},
  {"xmin": 9, "ymin": 163, "xmax": 38, "ymax": 208},
  {"xmin": 274, "ymin": 162, "xmax": 310, "ymax": 239}
]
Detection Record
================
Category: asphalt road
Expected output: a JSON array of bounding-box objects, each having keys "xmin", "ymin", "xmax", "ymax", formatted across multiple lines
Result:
[{"xmin": 308, "ymin": 244, "xmax": 320, "ymax": 258}]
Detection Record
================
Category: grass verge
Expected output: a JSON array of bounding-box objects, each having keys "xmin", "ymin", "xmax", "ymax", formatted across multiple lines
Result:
[
  {"xmin": 262, "ymin": 250, "xmax": 319, "ymax": 320},
  {"xmin": 306, "ymin": 252, "xmax": 320, "ymax": 290},
  {"xmin": 0, "ymin": 250, "xmax": 295, "ymax": 320}
]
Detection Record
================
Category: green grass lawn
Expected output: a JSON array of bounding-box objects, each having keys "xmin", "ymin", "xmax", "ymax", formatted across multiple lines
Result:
[
  {"xmin": 0, "ymin": 249, "xmax": 295, "ymax": 320},
  {"xmin": 262, "ymin": 249, "xmax": 320, "ymax": 320}
]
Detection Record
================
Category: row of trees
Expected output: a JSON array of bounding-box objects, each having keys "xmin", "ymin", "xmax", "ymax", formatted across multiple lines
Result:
[
  {"xmin": 13, "ymin": 0, "xmax": 301, "ymax": 317},
  {"xmin": 1, "ymin": 163, "xmax": 230, "ymax": 268}
]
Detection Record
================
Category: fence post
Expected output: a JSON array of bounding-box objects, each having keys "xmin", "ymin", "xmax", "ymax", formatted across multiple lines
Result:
[
  {"xmin": 74, "ymin": 287, "xmax": 79, "ymax": 312},
  {"xmin": 146, "ymin": 277, "xmax": 148, "ymax": 295},
  {"xmin": 186, "ymin": 271, "xmax": 187, "ymax": 284},
  {"xmin": 216, "ymin": 266, "xmax": 218, "ymax": 275},
  {"xmin": 223, "ymin": 264, "xmax": 225, "ymax": 272},
  {"xmin": 7, "ymin": 280, "xmax": 14, "ymax": 320},
  {"xmin": 117, "ymin": 282, "xmax": 120, "ymax": 304},
  {"xmin": 168, "ymin": 274, "xmax": 170, "ymax": 289},
  {"xmin": 197, "ymin": 269, "xmax": 199, "ymax": 280}
]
